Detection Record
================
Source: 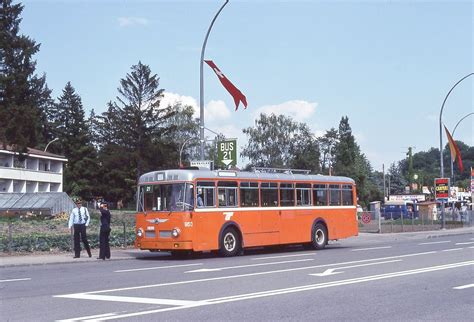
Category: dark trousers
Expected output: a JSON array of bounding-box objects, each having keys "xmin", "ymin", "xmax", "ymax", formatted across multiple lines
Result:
[
  {"xmin": 73, "ymin": 224, "xmax": 91, "ymax": 257},
  {"xmin": 99, "ymin": 227, "xmax": 111, "ymax": 259}
]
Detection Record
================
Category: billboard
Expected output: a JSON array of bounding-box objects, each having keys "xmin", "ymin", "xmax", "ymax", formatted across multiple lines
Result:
[{"xmin": 434, "ymin": 178, "xmax": 450, "ymax": 200}]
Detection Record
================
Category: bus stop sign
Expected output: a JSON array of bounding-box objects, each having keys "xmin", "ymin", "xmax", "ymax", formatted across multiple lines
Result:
[{"xmin": 217, "ymin": 139, "xmax": 237, "ymax": 168}]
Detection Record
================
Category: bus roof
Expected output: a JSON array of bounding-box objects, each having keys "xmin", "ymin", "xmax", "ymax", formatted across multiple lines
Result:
[{"xmin": 138, "ymin": 169, "xmax": 355, "ymax": 185}]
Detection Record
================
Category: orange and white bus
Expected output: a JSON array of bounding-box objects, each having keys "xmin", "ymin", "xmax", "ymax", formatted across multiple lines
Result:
[{"xmin": 135, "ymin": 168, "xmax": 358, "ymax": 256}]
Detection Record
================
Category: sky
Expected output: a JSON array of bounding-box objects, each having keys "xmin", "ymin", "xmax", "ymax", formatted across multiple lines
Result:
[{"xmin": 20, "ymin": 0, "xmax": 473, "ymax": 171}]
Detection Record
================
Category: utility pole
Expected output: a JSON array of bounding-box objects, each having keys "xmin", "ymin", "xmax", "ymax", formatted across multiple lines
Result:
[
  {"xmin": 404, "ymin": 146, "xmax": 416, "ymax": 192},
  {"xmin": 383, "ymin": 164, "xmax": 386, "ymax": 202}
]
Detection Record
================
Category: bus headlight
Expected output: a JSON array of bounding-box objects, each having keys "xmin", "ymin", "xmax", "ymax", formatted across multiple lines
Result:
[
  {"xmin": 137, "ymin": 228, "xmax": 144, "ymax": 238},
  {"xmin": 172, "ymin": 228, "xmax": 181, "ymax": 238}
]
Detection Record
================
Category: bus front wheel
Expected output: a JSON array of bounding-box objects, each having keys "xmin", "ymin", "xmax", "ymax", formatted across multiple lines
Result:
[
  {"xmin": 219, "ymin": 227, "xmax": 241, "ymax": 257},
  {"xmin": 311, "ymin": 223, "xmax": 328, "ymax": 250}
]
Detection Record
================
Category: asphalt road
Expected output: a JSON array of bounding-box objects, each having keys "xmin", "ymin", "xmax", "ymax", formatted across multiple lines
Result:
[{"xmin": 1, "ymin": 232, "xmax": 473, "ymax": 321}]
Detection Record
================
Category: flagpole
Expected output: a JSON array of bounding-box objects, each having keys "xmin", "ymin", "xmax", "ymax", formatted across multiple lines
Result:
[
  {"xmin": 200, "ymin": 0, "xmax": 229, "ymax": 160},
  {"xmin": 438, "ymin": 73, "xmax": 473, "ymax": 229},
  {"xmin": 450, "ymin": 112, "xmax": 474, "ymax": 180}
]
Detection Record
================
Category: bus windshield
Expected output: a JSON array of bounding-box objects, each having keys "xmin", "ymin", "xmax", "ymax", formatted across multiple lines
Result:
[{"xmin": 140, "ymin": 183, "xmax": 194, "ymax": 212}]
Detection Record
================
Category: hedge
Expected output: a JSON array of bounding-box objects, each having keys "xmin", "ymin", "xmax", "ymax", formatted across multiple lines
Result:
[{"xmin": 1, "ymin": 230, "xmax": 136, "ymax": 253}]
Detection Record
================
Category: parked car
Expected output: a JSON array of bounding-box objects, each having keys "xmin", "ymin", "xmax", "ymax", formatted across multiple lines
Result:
[{"xmin": 381, "ymin": 200, "xmax": 418, "ymax": 220}]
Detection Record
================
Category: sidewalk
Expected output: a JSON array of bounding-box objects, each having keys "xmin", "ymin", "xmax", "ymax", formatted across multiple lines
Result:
[
  {"xmin": 350, "ymin": 226, "xmax": 474, "ymax": 245},
  {"xmin": 0, "ymin": 248, "xmax": 153, "ymax": 268},
  {"xmin": 1, "ymin": 227, "xmax": 473, "ymax": 268}
]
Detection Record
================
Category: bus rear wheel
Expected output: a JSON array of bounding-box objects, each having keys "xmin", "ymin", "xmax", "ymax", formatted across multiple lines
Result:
[
  {"xmin": 311, "ymin": 223, "xmax": 328, "ymax": 250},
  {"xmin": 219, "ymin": 227, "xmax": 241, "ymax": 257}
]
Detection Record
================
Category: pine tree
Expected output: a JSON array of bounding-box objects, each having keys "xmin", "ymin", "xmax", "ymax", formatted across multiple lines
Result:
[
  {"xmin": 0, "ymin": 0, "xmax": 52, "ymax": 153},
  {"xmin": 317, "ymin": 128, "xmax": 338, "ymax": 174},
  {"xmin": 333, "ymin": 116, "xmax": 372, "ymax": 203},
  {"xmin": 51, "ymin": 82, "xmax": 98, "ymax": 199},
  {"xmin": 96, "ymin": 62, "xmax": 174, "ymax": 203}
]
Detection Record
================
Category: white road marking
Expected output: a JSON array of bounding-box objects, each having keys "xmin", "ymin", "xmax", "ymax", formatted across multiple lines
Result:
[
  {"xmin": 56, "ymin": 293, "xmax": 205, "ymax": 306},
  {"xmin": 75, "ymin": 260, "xmax": 474, "ymax": 321},
  {"xmin": 351, "ymin": 246, "xmax": 392, "ymax": 252},
  {"xmin": 418, "ymin": 241, "xmax": 451, "ymax": 245},
  {"xmin": 309, "ymin": 268, "xmax": 342, "ymax": 277},
  {"xmin": 115, "ymin": 263, "xmax": 203, "ymax": 273},
  {"xmin": 252, "ymin": 253, "xmax": 315, "ymax": 260},
  {"xmin": 55, "ymin": 251, "xmax": 436, "ymax": 297},
  {"xmin": 186, "ymin": 258, "xmax": 314, "ymax": 273},
  {"xmin": 309, "ymin": 259, "xmax": 402, "ymax": 277},
  {"xmin": 453, "ymin": 283, "xmax": 474, "ymax": 290},
  {"xmin": 56, "ymin": 313, "xmax": 117, "ymax": 321},
  {"xmin": 0, "ymin": 278, "xmax": 31, "ymax": 283},
  {"xmin": 455, "ymin": 242, "xmax": 474, "ymax": 245},
  {"xmin": 441, "ymin": 248, "xmax": 463, "ymax": 252}
]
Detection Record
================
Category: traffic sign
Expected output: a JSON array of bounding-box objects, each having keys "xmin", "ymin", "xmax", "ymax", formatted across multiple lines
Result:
[
  {"xmin": 361, "ymin": 212, "xmax": 371, "ymax": 224},
  {"xmin": 217, "ymin": 139, "xmax": 237, "ymax": 168}
]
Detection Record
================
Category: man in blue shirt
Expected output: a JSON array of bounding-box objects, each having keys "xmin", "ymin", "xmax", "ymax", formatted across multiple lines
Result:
[{"xmin": 68, "ymin": 199, "xmax": 92, "ymax": 258}]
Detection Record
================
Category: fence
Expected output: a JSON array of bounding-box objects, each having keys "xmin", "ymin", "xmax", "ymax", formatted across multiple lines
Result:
[
  {"xmin": 358, "ymin": 210, "xmax": 474, "ymax": 233},
  {"xmin": 0, "ymin": 210, "xmax": 136, "ymax": 253}
]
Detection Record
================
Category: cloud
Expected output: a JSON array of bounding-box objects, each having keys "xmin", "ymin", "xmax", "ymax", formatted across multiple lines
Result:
[
  {"xmin": 160, "ymin": 94, "xmax": 232, "ymax": 123},
  {"xmin": 205, "ymin": 100, "xmax": 231, "ymax": 123},
  {"xmin": 254, "ymin": 100, "xmax": 318, "ymax": 122},
  {"xmin": 117, "ymin": 17, "xmax": 149, "ymax": 27},
  {"xmin": 161, "ymin": 92, "xmax": 199, "ymax": 117}
]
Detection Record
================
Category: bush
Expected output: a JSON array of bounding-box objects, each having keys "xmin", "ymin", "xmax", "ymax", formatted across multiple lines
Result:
[{"xmin": 1, "ymin": 225, "xmax": 136, "ymax": 253}]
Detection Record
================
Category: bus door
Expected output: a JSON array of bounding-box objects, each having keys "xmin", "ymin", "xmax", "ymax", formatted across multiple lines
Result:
[
  {"xmin": 193, "ymin": 181, "xmax": 219, "ymax": 251},
  {"xmin": 238, "ymin": 182, "xmax": 261, "ymax": 235},
  {"xmin": 259, "ymin": 182, "xmax": 280, "ymax": 242}
]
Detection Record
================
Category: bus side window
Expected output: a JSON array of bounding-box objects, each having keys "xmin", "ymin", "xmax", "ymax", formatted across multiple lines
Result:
[
  {"xmin": 313, "ymin": 184, "xmax": 328, "ymax": 206},
  {"xmin": 329, "ymin": 184, "xmax": 341, "ymax": 206},
  {"xmin": 296, "ymin": 183, "xmax": 311, "ymax": 206},
  {"xmin": 280, "ymin": 183, "xmax": 295, "ymax": 206},
  {"xmin": 261, "ymin": 182, "xmax": 278, "ymax": 207},
  {"xmin": 197, "ymin": 181, "xmax": 216, "ymax": 208},
  {"xmin": 218, "ymin": 181, "xmax": 238, "ymax": 207},
  {"xmin": 240, "ymin": 182, "xmax": 259, "ymax": 207},
  {"xmin": 341, "ymin": 184, "xmax": 353, "ymax": 206}
]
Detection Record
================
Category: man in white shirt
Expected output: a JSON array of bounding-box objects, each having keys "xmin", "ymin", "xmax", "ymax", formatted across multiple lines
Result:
[{"xmin": 68, "ymin": 199, "xmax": 92, "ymax": 258}]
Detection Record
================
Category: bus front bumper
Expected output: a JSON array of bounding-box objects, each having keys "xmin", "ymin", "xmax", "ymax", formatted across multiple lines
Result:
[{"xmin": 135, "ymin": 240, "xmax": 194, "ymax": 251}]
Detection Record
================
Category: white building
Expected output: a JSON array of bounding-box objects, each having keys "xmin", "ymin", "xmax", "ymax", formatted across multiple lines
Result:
[{"xmin": 0, "ymin": 145, "xmax": 67, "ymax": 193}]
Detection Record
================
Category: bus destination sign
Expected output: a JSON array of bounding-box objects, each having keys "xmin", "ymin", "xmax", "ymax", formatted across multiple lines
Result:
[{"xmin": 217, "ymin": 139, "xmax": 237, "ymax": 168}]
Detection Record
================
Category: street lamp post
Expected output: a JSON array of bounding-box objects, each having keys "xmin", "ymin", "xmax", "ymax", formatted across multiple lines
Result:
[
  {"xmin": 44, "ymin": 138, "xmax": 59, "ymax": 152},
  {"xmin": 438, "ymin": 72, "xmax": 473, "ymax": 229},
  {"xmin": 199, "ymin": 0, "xmax": 229, "ymax": 160}
]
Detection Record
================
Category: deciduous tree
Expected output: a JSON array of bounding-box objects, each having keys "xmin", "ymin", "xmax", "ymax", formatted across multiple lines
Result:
[{"xmin": 242, "ymin": 113, "xmax": 320, "ymax": 172}]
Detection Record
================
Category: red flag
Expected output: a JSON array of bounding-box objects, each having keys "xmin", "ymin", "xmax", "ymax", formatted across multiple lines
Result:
[
  {"xmin": 205, "ymin": 60, "xmax": 247, "ymax": 110},
  {"xmin": 444, "ymin": 125, "xmax": 464, "ymax": 172}
]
